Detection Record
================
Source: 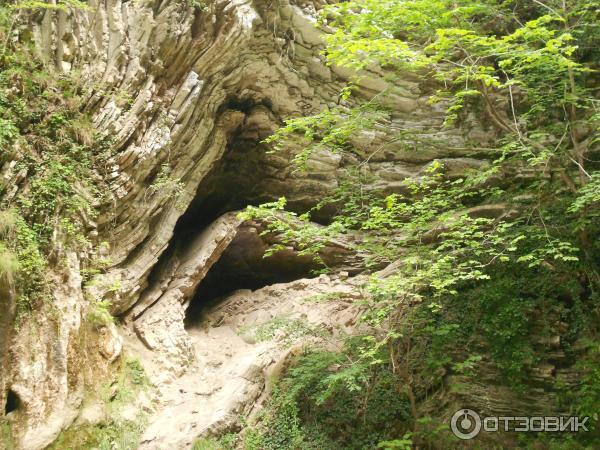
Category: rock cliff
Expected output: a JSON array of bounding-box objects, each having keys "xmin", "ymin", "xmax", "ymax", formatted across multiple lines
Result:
[{"xmin": 1, "ymin": 1, "xmax": 575, "ymax": 449}]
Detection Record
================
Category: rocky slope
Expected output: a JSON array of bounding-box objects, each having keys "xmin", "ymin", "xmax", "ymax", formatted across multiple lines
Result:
[
  {"xmin": 1, "ymin": 1, "xmax": 547, "ymax": 449},
  {"xmin": 135, "ymin": 273, "xmax": 364, "ymax": 449}
]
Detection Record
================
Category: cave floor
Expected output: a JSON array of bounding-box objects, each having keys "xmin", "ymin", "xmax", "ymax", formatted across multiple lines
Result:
[{"xmin": 138, "ymin": 322, "xmax": 270, "ymax": 448}]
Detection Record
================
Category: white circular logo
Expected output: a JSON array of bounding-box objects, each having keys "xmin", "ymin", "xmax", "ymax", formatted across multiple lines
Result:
[{"xmin": 451, "ymin": 409, "xmax": 482, "ymax": 440}]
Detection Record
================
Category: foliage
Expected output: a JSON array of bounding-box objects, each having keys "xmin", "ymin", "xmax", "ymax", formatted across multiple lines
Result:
[
  {"xmin": 573, "ymin": 340, "xmax": 600, "ymax": 420},
  {"xmin": 245, "ymin": 0, "xmax": 600, "ymax": 447},
  {"xmin": 86, "ymin": 299, "xmax": 114, "ymax": 328},
  {"xmin": 239, "ymin": 316, "xmax": 325, "ymax": 347},
  {"xmin": 239, "ymin": 197, "xmax": 333, "ymax": 270},
  {"xmin": 559, "ymin": 334, "xmax": 600, "ymax": 440},
  {"xmin": 425, "ymin": 268, "xmax": 582, "ymax": 386},
  {"xmin": 377, "ymin": 433, "xmax": 413, "ymax": 450},
  {"xmin": 192, "ymin": 434, "xmax": 237, "ymax": 450},
  {"xmin": 570, "ymin": 171, "xmax": 600, "ymax": 214},
  {"xmin": 0, "ymin": 1, "xmax": 111, "ymax": 319},
  {"xmin": 184, "ymin": 0, "xmax": 208, "ymax": 12},
  {"xmin": 244, "ymin": 343, "xmax": 411, "ymax": 450},
  {"xmin": 263, "ymin": 102, "xmax": 389, "ymax": 170}
]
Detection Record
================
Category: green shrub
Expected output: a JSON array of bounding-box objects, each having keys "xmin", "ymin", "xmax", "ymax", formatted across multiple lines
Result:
[
  {"xmin": 246, "ymin": 345, "xmax": 411, "ymax": 450},
  {"xmin": 87, "ymin": 299, "xmax": 114, "ymax": 328},
  {"xmin": 192, "ymin": 434, "xmax": 237, "ymax": 450}
]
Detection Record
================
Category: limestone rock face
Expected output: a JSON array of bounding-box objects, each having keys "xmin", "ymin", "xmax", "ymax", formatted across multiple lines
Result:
[
  {"xmin": 4, "ymin": 253, "xmax": 86, "ymax": 450},
  {"xmin": 28, "ymin": 0, "xmax": 488, "ymax": 314},
  {"xmin": 1, "ymin": 1, "xmax": 500, "ymax": 449}
]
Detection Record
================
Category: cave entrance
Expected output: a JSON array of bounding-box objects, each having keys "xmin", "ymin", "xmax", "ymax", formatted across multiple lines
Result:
[
  {"xmin": 140, "ymin": 97, "xmax": 324, "ymax": 328},
  {"xmin": 183, "ymin": 224, "xmax": 320, "ymax": 329},
  {"xmin": 158, "ymin": 98, "xmax": 322, "ymax": 328},
  {"xmin": 168, "ymin": 99, "xmax": 279, "ymax": 249},
  {"xmin": 4, "ymin": 389, "xmax": 20, "ymax": 415}
]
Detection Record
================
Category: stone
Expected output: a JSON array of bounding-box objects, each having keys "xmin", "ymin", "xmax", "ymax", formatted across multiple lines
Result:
[
  {"xmin": 2, "ymin": 0, "xmax": 506, "ymax": 448},
  {"xmin": 136, "ymin": 274, "xmax": 366, "ymax": 448},
  {"xmin": 98, "ymin": 324, "xmax": 123, "ymax": 363}
]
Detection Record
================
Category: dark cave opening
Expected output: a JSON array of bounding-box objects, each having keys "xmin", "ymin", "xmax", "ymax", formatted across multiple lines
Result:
[
  {"xmin": 183, "ymin": 225, "xmax": 320, "ymax": 329},
  {"xmin": 5, "ymin": 389, "xmax": 20, "ymax": 415},
  {"xmin": 148, "ymin": 98, "xmax": 318, "ymax": 328},
  {"xmin": 173, "ymin": 109, "xmax": 275, "ymax": 241},
  {"xmin": 126, "ymin": 105, "xmax": 276, "ymax": 321},
  {"xmin": 218, "ymin": 95, "xmax": 273, "ymax": 115}
]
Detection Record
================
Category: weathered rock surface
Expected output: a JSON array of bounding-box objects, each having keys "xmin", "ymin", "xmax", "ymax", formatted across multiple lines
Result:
[
  {"xmin": 25, "ymin": 0, "xmax": 491, "ymax": 315},
  {"xmin": 132, "ymin": 274, "xmax": 364, "ymax": 449},
  {"xmin": 130, "ymin": 210, "xmax": 366, "ymax": 379},
  {"xmin": 2, "ymin": 0, "xmax": 500, "ymax": 448},
  {"xmin": 4, "ymin": 253, "xmax": 86, "ymax": 450}
]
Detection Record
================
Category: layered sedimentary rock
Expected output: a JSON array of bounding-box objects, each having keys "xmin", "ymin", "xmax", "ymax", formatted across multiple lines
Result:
[
  {"xmin": 1, "ymin": 1, "xmax": 516, "ymax": 449},
  {"xmin": 26, "ymin": 0, "xmax": 489, "ymax": 311}
]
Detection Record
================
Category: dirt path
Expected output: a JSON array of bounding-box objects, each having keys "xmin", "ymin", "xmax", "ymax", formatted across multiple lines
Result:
[{"xmin": 133, "ymin": 276, "xmax": 364, "ymax": 449}]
